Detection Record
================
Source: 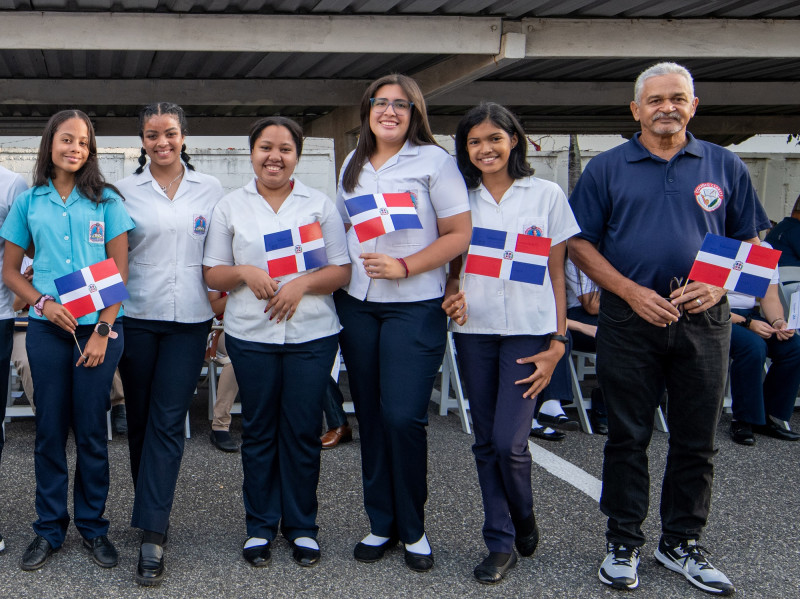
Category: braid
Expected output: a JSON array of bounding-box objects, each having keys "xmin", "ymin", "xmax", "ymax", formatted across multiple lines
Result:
[
  {"xmin": 134, "ymin": 147, "xmax": 147, "ymax": 174},
  {"xmin": 181, "ymin": 144, "xmax": 196, "ymax": 171}
]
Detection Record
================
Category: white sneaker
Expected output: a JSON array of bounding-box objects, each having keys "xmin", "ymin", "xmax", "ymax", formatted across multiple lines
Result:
[
  {"xmin": 654, "ymin": 538, "xmax": 734, "ymax": 596},
  {"xmin": 599, "ymin": 542, "xmax": 640, "ymax": 590}
]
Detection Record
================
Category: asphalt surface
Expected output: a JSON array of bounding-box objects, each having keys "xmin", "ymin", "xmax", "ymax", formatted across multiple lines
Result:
[{"xmin": 0, "ymin": 375, "xmax": 798, "ymax": 599}]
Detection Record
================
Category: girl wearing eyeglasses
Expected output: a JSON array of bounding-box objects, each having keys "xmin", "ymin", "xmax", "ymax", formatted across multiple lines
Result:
[{"xmin": 334, "ymin": 74, "xmax": 471, "ymax": 572}]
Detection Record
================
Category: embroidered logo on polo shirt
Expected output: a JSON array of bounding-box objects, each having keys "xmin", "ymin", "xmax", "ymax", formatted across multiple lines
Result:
[
  {"xmin": 694, "ymin": 183, "xmax": 723, "ymax": 212},
  {"xmin": 523, "ymin": 225, "xmax": 544, "ymax": 236},
  {"xmin": 88, "ymin": 221, "xmax": 105, "ymax": 244},
  {"xmin": 192, "ymin": 214, "xmax": 208, "ymax": 236}
]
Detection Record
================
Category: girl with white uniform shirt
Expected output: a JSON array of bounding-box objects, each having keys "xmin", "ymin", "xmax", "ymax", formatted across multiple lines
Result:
[
  {"xmin": 204, "ymin": 116, "xmax": 350, "ymax": 569},
  {"xmin": 442, "ymin": 103, "xmax": 579, "ymax": 584},
  {"xmin": 334, "ymin": 74, "xmax": 471, "ymax": 572},
  {"xmin": 114, "ymin": 102, "xmax": 223, "ymax": 586}
]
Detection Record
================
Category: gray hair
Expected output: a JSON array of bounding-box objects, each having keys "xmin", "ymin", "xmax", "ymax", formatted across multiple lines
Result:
[{"xmin": 633, "ymin": 62, "xmax": 694, "ymax": 104}]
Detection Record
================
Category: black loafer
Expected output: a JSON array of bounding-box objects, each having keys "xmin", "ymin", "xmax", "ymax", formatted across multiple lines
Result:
[
  {"xmin": 529, "ymin": 427, "xmax": 566, "ymax": 442},
  {"xmin": 353, "ymin": 537, "xmax": 398, "ymax": 563},
  {"xmin": 243, "ymin": 543, "xmax": 271, "ymax": 567},
  {"xmin": 730, "ymin": 421, "xmax": 755, "ymax": 445},
  {"xmin": 515, "ymin": 522, "xmax": 540, "ymax": 557},
  {"xmin": 20, "ymin": 535, "xmax": 56, "ymax": 571},
  {"xmin": 210, "ymin": 430, "xmax": 239, "ymax": 452},
  {"xmin": 536, "ymin": 413, "xmax": 580, "ymax": 431},
  {"xmin": 291, "ymin": 541, "xmax": 321, "ymax": 567},
  {"xmin": 404, "ymin": 548, "xmax": 434, "ymax": 572},
  {"xmin": 474, "ymin": 551, "xmax": 517, "ymax": 584},
  {"xmin": 136, "ymin": 543, "xmax": 165, "ymax": 586},
  {"xmin": 753, "ymin": 421, "xmax": 800, "ymax": 441},
  {"xmin": 83, "ymin": 535, "xmax": 118, "ymax": 568}
]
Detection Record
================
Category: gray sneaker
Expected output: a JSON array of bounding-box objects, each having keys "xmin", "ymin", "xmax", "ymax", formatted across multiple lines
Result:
[
  {"xmin": 599, "ymin": 542, "xmax": 640, "ymax": 590},
  {"xmin": 654, "ymin": 538, "xmax": 734, "ymax": 596}
]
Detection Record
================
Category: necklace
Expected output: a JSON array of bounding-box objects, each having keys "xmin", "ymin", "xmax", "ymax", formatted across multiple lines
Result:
[{"xmin": 158, "ymin": 167, "xmax": 184, "ymax": 194}]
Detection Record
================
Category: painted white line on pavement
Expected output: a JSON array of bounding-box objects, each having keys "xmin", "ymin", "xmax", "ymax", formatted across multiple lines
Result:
[{"xmin": 528, "ymin": 440, "xmax": 602, "ymax": 502}]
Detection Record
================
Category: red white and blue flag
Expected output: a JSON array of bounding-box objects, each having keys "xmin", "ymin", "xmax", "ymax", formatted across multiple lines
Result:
[
  {"xmin": 687, "ymin": 233, "xmax": 781, "ymax": 298},
  {"xmin": 264, "ymin": 221, "xmax": 328, "ymax": 278},
  {"xmin": 54, "ymin": 258, "xmax": 129, "ymax": 318},
  {"xmin": 344, "ymin": 192, "xmax": 423, "ymax": 243},
  {"xmin": 464, "ymin": 227, "xmax": 551, "ymax": 286}
]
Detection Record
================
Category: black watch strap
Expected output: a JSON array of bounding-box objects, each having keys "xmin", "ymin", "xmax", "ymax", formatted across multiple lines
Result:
[
  {"xmin": 550, "ymin": 334, "xmax": 569, "ymax": 344},
  {"xmin": 740, "ymin": 315, "xmax": 752, "ymax": 329}
]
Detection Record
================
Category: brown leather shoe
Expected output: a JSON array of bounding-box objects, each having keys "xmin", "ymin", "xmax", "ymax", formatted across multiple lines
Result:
[{"xmin": 320, "ymin": 425, "xmax": 352, "ymax": 449}]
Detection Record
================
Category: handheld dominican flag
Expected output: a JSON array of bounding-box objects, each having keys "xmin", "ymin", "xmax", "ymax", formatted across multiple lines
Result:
[
  {"xmin": 687, "ymin": 233, "xmax": 781, "ymax": 298},
  {"xmin": 264, "ymin": 221, "xmax": 328, "ymax": 278},
  {"xmin": 54, "ymin": 258, "xmax": 129, "ymax": 319},
  {"xmin": 464, "ymin": 227, "xmax": 551, "ymax": 285},
  {"xmin": 344, "ymin": 192, "xmax": 423, "ymax": 243}
]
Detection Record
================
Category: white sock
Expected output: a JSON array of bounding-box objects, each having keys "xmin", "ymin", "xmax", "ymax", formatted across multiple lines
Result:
[
  {"xmin": 531, "ymin": 418, "xmax": 541, "ymax": 429},
  {"xmin": 244, "ymin": 537, "xmax": 269, "ymax": 549},
  {"xmin": 405, "ymin": 533, "xmax": 431, "ymax": 555},
  {"xmin": 360, "ymin": 533, "xmax": 390, "ymax": 546},
  {"xmin": 531, "ymin": 419, "xmax": 556, "ymax": 434},
  {"xmin": 539, "ymin": 399, "xmax": 565, "ymax": 418},
  {"xmin": 293, "ymin": 536, "xmax": 319, "ymax": 550}
]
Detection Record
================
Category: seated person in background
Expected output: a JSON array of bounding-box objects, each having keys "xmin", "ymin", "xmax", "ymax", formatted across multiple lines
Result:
[
  {"xmin": 207, "ymin": 291, "xmax": 239, "ymax": 453},
  {"xmin": 765, "ymin": 195, "xmax": 800, "ymax": 268},
  {"xmin": 321, "ymin": 376, "xmax": 352, "ymax": 449},
  {"xmin": 728, "ymin": 244, "xmax": 800, "ymax": 445}
]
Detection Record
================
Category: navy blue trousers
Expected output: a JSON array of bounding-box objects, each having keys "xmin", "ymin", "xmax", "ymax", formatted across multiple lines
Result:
[
  {"xmin": 730, "ymin": 308, "xmax": 800, "ymax": 424},
  {"xmin": 26, "ymin": 318, "xmax": 123, "ymax": 547},
  {"xmin": 322, "ymin": 376, "xmax": 348, "ymax": 430},
  {"xmin": 454, "ymin": 333, "xmax": 548, "ymax": 553},
  {"xmin": 334, "ymin": 291, "xmax": 446, "ymax": 544},
  {"xmin": 0, "ymin": 318, "xmax": 15, "ymax": 463},
  {"xmin": 118, "ymin": 317, "xmax": 210, "ymax": 533},
  {"xmin": 597, "ymin": 291, "xmax": 730, "ymax": 547},
  {"xmin": 226, "ymin": 333, "xmax": 338, "ymax": 542}
]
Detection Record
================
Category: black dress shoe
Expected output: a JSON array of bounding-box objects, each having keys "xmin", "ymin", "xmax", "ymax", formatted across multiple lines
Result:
[
  {"xmin": 529, "ymin": 427, "xmax": 566, "ymax": 442},
  {"xmin": 20, "ymin": 535, "xmax": 56, "ymax": 571},
  {"xmin": 591, "ymin": 411, "xmax": 609, "ymax": 435},
  {"xmin": 291, "ymin": 541, "xmax": 321, "ymax": 567},
  {"xmin": 136, "ymin": 543, "xmax": 165, "ymax": 586},
  {"xmin": 353, "ymin": 537, "xmax": 398, "ymax": 563},
  {"xmin": 730, "ymin": 421, "xmax": 755, "ymax": 445},
  {"xmin": 536, "ymin": 413, "xmax": 580, "ymax": 431},
  {"xmin": 514, "ymin": 522, "xmax": 540, "ymax": 557},
  {"xmin": 243, "ymin": 543, "xmax": 271, "ymax": 567},
  {"xmin": 83, "ymin": 535, "xmax": 118, "ymax": 568},
  {"xmin": 474, "ymin": 551, "xmax": 517, "ymax": 584},
  {"xmin": 753, "ymin": 421, "xmax": 800, "ymax": 441},
  {"xmin": 210, "ymin": 430, "xmax": 239, "ymax": 452},
  {"xmin": 404, "ymin": 547, "xmax": 434, "ymax": 572}
]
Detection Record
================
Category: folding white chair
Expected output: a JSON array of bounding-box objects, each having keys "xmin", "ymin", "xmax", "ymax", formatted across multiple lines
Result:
[{"xmin": 437, "ymin": 332, "xmax": 471, "ymax": 434}]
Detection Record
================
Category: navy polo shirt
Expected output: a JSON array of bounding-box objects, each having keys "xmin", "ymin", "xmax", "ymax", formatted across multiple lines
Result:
[
  {"xmin": 764, "ymin": 217, "xmax": 800, "ymax": 267},
  {"xmin": 570, "ymin": 132, "xmax": 770, "ymax": 296}
]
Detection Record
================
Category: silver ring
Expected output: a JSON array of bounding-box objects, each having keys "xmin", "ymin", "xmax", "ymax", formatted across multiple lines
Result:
[{"xmin": 696, "ymin": 298, "xmax": 703, "ymax": 306}]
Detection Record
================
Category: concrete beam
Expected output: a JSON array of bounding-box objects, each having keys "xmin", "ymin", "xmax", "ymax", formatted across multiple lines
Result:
[
  {"xmin": 522, "ymin": 18, "xmax": 800, "ymax": 59},
  {"xmin": 429, "ymin": 81, "xmax": 800, "ymax": 107},
  {"xmin": 0, "ymin": 13, "xmax": 501, "ymax": 54}
]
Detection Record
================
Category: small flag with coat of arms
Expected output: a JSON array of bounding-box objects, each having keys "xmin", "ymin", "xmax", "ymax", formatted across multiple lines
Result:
[
  {"xmin": 264, "ymin": 221, "xmax": 328, "ymax": 278},
  {"xmin": 343, "ymin": 192, "xmax": 423, "ymax": 243},
  {"xmin": 464, "ymin": 227, "xmax": 551, "ymax": 285},
  {"xmin": 687, "ymin": 233, "xmax": 781, "ymax": 298},
  {"xmin": 54, "ymin": 258, "xmax": 130, "ymax": 318}
]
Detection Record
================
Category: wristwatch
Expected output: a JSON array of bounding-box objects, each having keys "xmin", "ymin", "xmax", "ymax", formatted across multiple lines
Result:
[
  {"xmin": 33, "ymin": 294, "xmax": 54, "ymax": 317},
  {"xmin": 94, "ymin": 321, "xmax": 118, "ymax": 339},
  {"xmin": 550, "ymin": 334, "xmax": 569, "ymax": 344}
]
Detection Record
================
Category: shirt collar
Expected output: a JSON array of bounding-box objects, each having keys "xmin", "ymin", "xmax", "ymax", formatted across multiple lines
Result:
[
  {"xmin": 625, "ymin": 131, "xmax": 702, "ymax": 163},
  {"xmin": 135, "ymin": 162, "xmax": 200, "ymax": 186},
  {"xmin": 245, "ymin": 177, "xmax": 309, "ymax": 198},
  {"xmin": 37, "ymin": 179, "xmax": 83, "ymax": 207},
  {"xmin": 476, "ymin": 176, "xmax": 530, "ymax": 204}
]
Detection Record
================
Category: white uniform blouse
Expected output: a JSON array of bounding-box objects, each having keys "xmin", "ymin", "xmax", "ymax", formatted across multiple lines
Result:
[
  {"xmin": 565, "ymin": 259, "xmax": 598, "ymax": 310},
  {"xmin": 451, "ymin": 176, "xmax": 580, "ymax": 336},
  {"xmin": 336, "ymin": 141, "xmax": 470, "ymax": 303},
  {"xmin": 115, "ymin": 164, "xmax": 223, "ymax": 323},
  {"xmin": 203, "ymin": 178, "xmax": 349, "ymax": 345},
  {"xmin": 0, "ymin": 167, "xmax": 28, "ymax": 320}
]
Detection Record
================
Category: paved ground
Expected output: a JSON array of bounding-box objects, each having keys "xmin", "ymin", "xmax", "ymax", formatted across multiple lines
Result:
[{"xmin": 0, "ymin": 376, "xmax": 798, "ymax": 599}]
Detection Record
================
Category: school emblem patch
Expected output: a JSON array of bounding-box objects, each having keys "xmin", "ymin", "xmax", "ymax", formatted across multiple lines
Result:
[
  {"xmin": 694, "ymin": 183, "xmax": 723, "ymax": 212},
  {"xmin": 523, "ymin": 225, "xmax": 544, "ymax": 237},
  {"xmin": 192, "ymin": 214, "xmax": 207, "ymax": 236},
  {"xmin": 88, "ymin": 221, "xmax": 105, "ymax": 244}
]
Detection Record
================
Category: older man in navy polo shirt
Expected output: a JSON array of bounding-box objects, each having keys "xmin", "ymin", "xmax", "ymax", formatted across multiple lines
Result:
[{"xmin": 569, "ymin": 63, "xmax": 770, "ymax": 596}]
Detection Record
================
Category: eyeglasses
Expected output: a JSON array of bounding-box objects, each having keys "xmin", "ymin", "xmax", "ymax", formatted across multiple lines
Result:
[
  {"xmin": 369, "ymin": 98, "xmax": 414, "ymax": 115},
  {"xmin": 669, "ymin": 277, "xmax": 685, "ymax": 317}
]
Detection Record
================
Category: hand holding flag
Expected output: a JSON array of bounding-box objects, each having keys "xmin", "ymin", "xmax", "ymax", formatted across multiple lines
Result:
[
  {"xmin": 344, "ymin": 192, "xmax": 423, "ymax": 243},
  {"xmin": 686, "ymin": 233, "xmax": 781, "ymax": 298}
]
